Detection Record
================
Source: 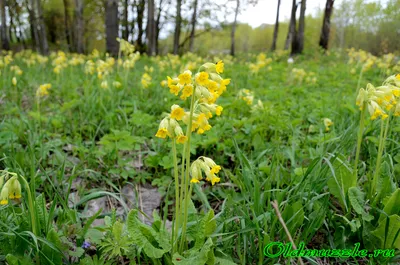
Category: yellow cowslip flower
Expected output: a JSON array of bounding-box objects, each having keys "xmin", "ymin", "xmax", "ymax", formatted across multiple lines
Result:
[
  {"xmin": 36, "ymin": 83, "xmax": 51, "ymax": 97},
  {"xmin": 170, "ymin": 105, "xmax": 184, "ymax": 120},
  {"xmin": 216, "ymin": 61, "xmax": 224, "ymax": 74},
  {"xmin": 0, "ymin": 186, "xmax": 9, "ymax": 205},
  {"xmin": 178, "ymin": 70, "xmax": 192, "ymax": 85},
  {"xmin": 210, "ymin": 165, "xmax": 221, "ymax": 174},
  {"xmin": 141, "ymin": 73, "xmax": 152, "ymax": 88},
  {"xmin": 169, "ymin": 85, "xmax": 181, "ymax": 96},
  {"xmin": 156, "ymin": 128, "xmax": 169, "ymax": 138},
  {"xmin": 190, "ymin": 161, "xmax": 202, "ymax": 183},
  {"xmin": 155, "ymin": 117, "xmax": 171, "ymax": 139},
  {"xmin": 176, "ymin": 135, "xmax": 187, "ymax": 144},
  {"xmin": 113, "ymin": 81, "xmax": 122, "ymax": 88},
  {"xmin": 161, "ymin": 80, "xmax": 167, "ymax": 87},
  {"xmin": 180, "ymin": 84, "xmax": 193, "ymax": 100},
  {"xmin": 195, "ymin": 157, "xmax": 221, "ymax": 185},
  {"xmin": 195, "ymin": 72, "xmax": 209, "ymax": 86},
  {"xmin": 216, "ymin": 106, "xmax": 223, "ymax": 116},
  {"xmin": 174, "ymin": 125, "xmax": 188, "ymax": 144},
  {"xmin": 207, "ymin": 80, "xmax": 218, "ymax": 93},
  {"xmin": 12, "ymin": 77, "xmax": 17, "ymax": 86},
  {"xmin": 193, "ymin": 113, "xmax": 211, "ymax": 134},
  {"xmin": 323, "ymin": 118, "xmax": 333, "ymax": 132},
  {"xmin": 101, "ymin": 81, "xmax": 108, "ymax": 89},
  {"xmin": 8, "ymin": 177, "xmax": 21, "ymax": 199},
  {"xmin": 167, "ymin": 76, "xmax": 178, "ymax": 87}
]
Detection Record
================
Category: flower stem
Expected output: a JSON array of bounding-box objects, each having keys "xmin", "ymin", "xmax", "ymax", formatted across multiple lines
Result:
[
  {"xmin": 353, "ymin": 103, "xmax": 366, "ymax": 183},
  {"xmin": 372, "ymin": 116, "xmax": 390, "ymax": 195},
  {"xmin": 172, "ymin": 139, "xmax": 180, "ymax": 253},
  {"xmin": 178, "ymin": 85, "xmax": 197, "ymax": 253}
]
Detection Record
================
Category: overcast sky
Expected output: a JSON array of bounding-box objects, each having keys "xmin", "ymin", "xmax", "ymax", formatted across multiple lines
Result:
[{"xmin": 235, "ymin": 0, "xmax": 387, "ymax": 27}]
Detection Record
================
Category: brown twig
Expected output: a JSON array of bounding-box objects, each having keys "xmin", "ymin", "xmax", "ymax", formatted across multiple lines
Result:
[{"xmin": 271, "ymin": 200, "xmax": 304, "ymax": 265}]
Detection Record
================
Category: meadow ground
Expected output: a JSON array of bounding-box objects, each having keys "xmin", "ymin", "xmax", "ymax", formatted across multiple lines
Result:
[{"xmin": 0, "ymin": 47, "xmax": 399, "ymax": 264}]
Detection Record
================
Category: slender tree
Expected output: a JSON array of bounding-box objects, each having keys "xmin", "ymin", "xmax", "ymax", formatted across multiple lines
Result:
[
  {"xmin": 74, "ymin": 0, "xmax": 84, "ymax": 53},
  {"xmin": 155, "ymin": 0, "xmax": 165, "ymax": 54},
  {"xmin": 230, "ymin": 0, "xmax": 239, "ymax": 56},
  {"xmin": 319, "ymin": 0, "xmax": 334, "ymax": 50},
  {"xmin": 296, "ymin": 0, "xmax": 306, "ymax": 53},
  {"xmin": 173, "ymin": 0, "xmax": 182, "ymax": 54},
  {"xmin": 291, "ymin": 0, "xmax": 306, "ymax": 54},
  {"xmin": 25, "ymin": 0, "xmax": 38, "ymax": 51},
  {"xmin": 189, "ymin": 0, "xmax": 198, "ymax": 52},
  {"xmin": 63, "ymin": 0, "xmax": 73, "ymax": 51},
  {"xmin": 122, "ymin": 0, "xmax": 129, "ymax": 40},
  {"xmin": 105, "ymin": 0, "xmax": 119, "ymax": 56},
  {"xmin": 136, "ymin": 0, "xmax": 145, "ymax": 52},
  {"xmin": 271, "ymin": 0, "xmax": 280, "ymax": 51},
  {"xmin": 0, "ymin": 0, "xmax": 10, "ymax": 50},
  {"xmin": 284, "ymin": 0, "xmax": 296, "ymax": 50},
  {"xmin": 147, "ymin": 0, "xmax": 156, "ymax": 55},
  {"xmin": 36, "ymin": 0, "xmax": 49, "ymax": 54}
]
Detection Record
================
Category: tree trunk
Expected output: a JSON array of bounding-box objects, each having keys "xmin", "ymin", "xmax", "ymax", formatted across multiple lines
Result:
[
  {"xmin": 36, "ymin": 0, "xmax": 49, "ymax": 54},
  {"xmin": 155, "ymin": 0, "xmax": 163, "ymax": 54},
  {"xmin": 63, "ymin": 0, "xmax": 73, "ymax": 51},
  {"xmin": 319, "ymin": 0, "xmax": 334, "ymax": 50},
  {"xmin": 173, "ymin": 0, "xmax": 182, "ymax": 54},
  {"xmin": 105, "ymin": 0, "xmax": 119, "ymax": 56},
  {"xmin": 284, "ymin": 0, "xmax": 296, "ymax": 50},
  {"xmin": 15, "ymin": 10, "xmax": 26, "ymax": 48},
  {"xmin": 9, "ymin": 5, "xmax": 14, "ymax": 43},
  {"xmin": 122, "ymin": 0, "xmax": 129, "ymax": 40},
  {"xmin": 296, "ymin": 0, "xmax": 306, "ymax": 53},
  {"xmin": 290, "ymin": 1, "xmax": 299, "ymax": 54},
  {"xmin": 189, "ymin": 0, "xmax": 198, "ymax": 52},
  {"xmin": 271, "ymin": 0, "xmax": 280, "ymax": 51},
  {"xmin": 136, "ymin": 0, "xmax": 145, "ymax": 52},
  {"xmin": 74, "ymin": 0, "xmax": 84, "ymax": 53},
  {"xmin": 147, "ymin": 0, "xmax": 156, "ymax": 55},
  {"xmin": 0, "ymin": 0, "xmax": 10, "ymax": 50},
  {"xmin": 230, "ymin": 0, "xmax": 239, "ymax": 56},
  {"xmin": 25, "ymin": 0, "xmax": 38, "ymax": 51}
]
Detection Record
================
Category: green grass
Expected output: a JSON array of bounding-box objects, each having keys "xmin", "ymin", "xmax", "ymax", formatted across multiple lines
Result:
[{"xmin": 0, "ymin": 49, "xmax": 399, "ymax": 264}]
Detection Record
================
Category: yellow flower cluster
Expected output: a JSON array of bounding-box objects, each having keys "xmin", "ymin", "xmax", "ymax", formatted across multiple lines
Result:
[
  {"xmin": 156, "ymin": 61, "xmax": 228, "ymax": 186},
  {"xmin": 166, "ymin": 61, "xmax": 229, "ymax": 104},
  {"xmin": 249, "ymin": 53, "xmax": 273, "ymax": 73},
  {"xmin": 190, "ymin": 156, "xmax": 221, "ymax": 185},
  {"xmin": 116, "ymin": 38, "xmax": 136, "ymax": 56},
  {"xmin": 0, "ymin": 174, "xmax": 22, "ymax": 205},
  {"xmin": 52, "ymin": 51, "xmax": 68, "ymax": 74},
  {"xmin": 356, "ymin": 74, "xmax": 400, "ymax": 119},
  {"xmin": 10, "ymin": 65, "xmax": 23, "ymax": 75},
  {"xmin": 36, "ymin": 83, "xmax": 52, "ymax": 97},
  {"xmin": 68, "ymin": 55, "xmax": 85, "ymax": 66},
  {"xmin": 96, "ymin": 57, "xmax": 115, "ymax": 79},
  {"xmin": 239, "ymin": 89, "xmax": 254, "ymax": 105},
  {"xmin": 323, "ymin": 118, "xmax": 334, "ymax": 132}
]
